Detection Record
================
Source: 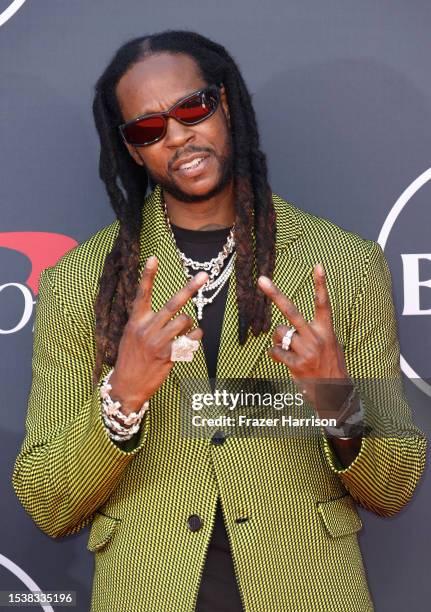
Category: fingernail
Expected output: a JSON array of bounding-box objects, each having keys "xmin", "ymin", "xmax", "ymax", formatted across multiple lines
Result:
[
  {"xmin": 315, "ymin": 263, "xmax": 324, "ymax": 275},
  {"xmin": 146, "ymin": 255, "xmax": 157, "ymax": 265},
  {"xmin": 196, "ymin": 271, "xmax": 209, "ymax": 283},
  {"xmin": 258, "ymin": 276, "xmax": 271, "ymax": 288}
]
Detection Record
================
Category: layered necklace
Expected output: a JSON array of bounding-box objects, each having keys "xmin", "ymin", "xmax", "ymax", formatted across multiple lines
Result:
[{"xmin": 162, "ymin": 197, "xmax": 236, "ymax": 319}]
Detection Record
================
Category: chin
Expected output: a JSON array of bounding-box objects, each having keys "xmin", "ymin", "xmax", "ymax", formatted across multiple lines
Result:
[
  {"xmin": 184, "ymin": 177, "xmax": 219, "ymax": 195},
  {"xmin": 165, "ymin": 174, "xmax": 227, "ymax": 203}
]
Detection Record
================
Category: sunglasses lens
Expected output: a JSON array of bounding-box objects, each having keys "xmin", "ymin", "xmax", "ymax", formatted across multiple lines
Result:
[
  {"xmin": 123, "ymin": 116, "xmax": 165, "ymax": 145},
  {"xmin": 175, "ymin": 89, "xmax": 219, "ymax": 124},
  {"xmin": 121, "ymin": 86, "xmax": 220, "ymax": 145}
]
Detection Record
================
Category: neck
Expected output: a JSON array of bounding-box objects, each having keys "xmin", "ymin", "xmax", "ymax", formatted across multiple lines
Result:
[{"xmin": 162, "ymin": 181, "xmax": 235, "ymax": 231}]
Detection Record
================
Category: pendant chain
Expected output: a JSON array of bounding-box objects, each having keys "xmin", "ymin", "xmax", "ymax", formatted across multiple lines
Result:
[{"xmin": 162, "ymin": 196, "xmax": 236, "ymax": 319}]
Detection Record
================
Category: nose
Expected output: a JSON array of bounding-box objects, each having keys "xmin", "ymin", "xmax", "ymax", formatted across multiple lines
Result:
[{"xmin": 163, "ymin": 116, "xmax": 195, "ymax": 148}]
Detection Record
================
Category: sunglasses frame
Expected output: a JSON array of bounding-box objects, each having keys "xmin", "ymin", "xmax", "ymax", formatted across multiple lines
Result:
[{"xmin": 118, "ymin": 83, "xmax": 222, "ymax": 147}]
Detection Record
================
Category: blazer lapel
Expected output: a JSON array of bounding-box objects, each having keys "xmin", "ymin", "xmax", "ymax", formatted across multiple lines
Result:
[{"xmin": 216, "ymin": 196, "xmax": 313, "ymax": 380}]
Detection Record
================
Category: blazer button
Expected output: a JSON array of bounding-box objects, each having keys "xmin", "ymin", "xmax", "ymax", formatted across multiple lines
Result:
[
  {"xmin": 187, "ymin": 514, "xmax": 203, "ymax": 532},
  {"xmin": 211, "ymin": 430, "xmax": 226, "ymax": 445}
]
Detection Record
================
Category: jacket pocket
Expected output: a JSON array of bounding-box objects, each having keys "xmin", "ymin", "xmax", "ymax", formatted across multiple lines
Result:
[
  {"xmin": 317, "ymin": 494, "xmax": 363, "ymax": 537},
  {"xmin": 87, "ymin": 512, "xmax": 121, "ymax": 552}
]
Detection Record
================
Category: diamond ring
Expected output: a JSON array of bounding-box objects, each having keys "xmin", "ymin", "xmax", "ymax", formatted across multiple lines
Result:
[
  {"xmin": 281, "ymin": 326, "xmax": 297, "ymax": 351},
  {"xmin": 170, "ymin": 335, "xmax": 200, "ymax": 362}
]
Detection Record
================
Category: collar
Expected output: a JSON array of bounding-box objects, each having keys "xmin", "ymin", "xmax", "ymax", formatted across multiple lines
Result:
[{"xmin": 138, "ymin": 184, "xmax": 303, "ymax": 268}]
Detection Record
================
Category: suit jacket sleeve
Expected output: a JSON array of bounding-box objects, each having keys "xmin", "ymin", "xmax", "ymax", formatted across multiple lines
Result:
[
  {"xmin": 11, "ymin": 266, "xmax": 151, "ymax": 538},
  {"xmin": 321, "ymin": 240, "xmax": 427, "ymax": 517}
]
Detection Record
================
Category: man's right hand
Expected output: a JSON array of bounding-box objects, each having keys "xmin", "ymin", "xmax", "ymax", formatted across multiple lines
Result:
[{"xmin": 108, "ymin": 255, "xmax": 208, "ymax": 415}]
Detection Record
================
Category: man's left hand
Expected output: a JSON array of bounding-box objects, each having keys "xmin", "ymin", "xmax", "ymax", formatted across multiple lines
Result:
[{"xmin": 257, "ymin": 264, "xmax": 351, "ymax": 416}]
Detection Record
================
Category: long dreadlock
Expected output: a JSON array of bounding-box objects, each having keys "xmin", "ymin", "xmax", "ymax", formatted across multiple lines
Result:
[{"xmin": 91, "ymin": 30, "xmax": 276, "ymax": 387}]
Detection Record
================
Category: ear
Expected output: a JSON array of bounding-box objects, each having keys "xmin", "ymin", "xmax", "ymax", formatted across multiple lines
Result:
[{"xmin": 219, "ymin": 83, "xmax": 231, "ymax": 126}]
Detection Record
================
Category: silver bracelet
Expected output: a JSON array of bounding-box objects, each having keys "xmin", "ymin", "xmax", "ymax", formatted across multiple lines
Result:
[
  {"xmin": 99, "ymin": 368, "xmax": 149, "ymax": 441},
  {"xmin": 101, "ymin": 411, "xmax": 141, "ymax": 436}
]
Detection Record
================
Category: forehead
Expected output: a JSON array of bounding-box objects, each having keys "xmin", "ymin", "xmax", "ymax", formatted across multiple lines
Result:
[{"xmin": 115, "ymin": 53, "xmax": 207, "ymax": 120}]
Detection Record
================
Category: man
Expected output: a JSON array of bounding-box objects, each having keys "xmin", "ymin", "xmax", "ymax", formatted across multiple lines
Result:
[{"xmin": 12, "ymin": 30, "xmax": 426, "ymax": 611}]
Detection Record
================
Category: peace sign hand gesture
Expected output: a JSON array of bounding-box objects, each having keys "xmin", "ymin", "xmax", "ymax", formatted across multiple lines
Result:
[{"xmin": 257, "ymin": 264, "xmax": 351, "ymax": 416}]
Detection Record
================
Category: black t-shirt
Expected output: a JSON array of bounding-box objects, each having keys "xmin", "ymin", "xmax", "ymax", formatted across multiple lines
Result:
[{"xmin": 171, "ymin": 223, "xmax": 243, "ymax": 611}]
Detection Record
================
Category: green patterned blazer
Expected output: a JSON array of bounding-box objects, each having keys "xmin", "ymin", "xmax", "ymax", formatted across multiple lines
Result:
[{"xmin": 12, "ymin": 185, "xmax": 426, "ymax": 611}]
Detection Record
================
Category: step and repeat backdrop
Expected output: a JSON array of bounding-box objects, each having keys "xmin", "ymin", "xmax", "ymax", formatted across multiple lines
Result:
[{"xmin": 1, "ymin": 1, "xmax": 430, "ymax": 610}]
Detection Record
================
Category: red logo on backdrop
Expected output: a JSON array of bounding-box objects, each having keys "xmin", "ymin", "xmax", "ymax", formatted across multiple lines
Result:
[{"xmin": 0, "ymin": 232, "xmax": 77, "ymax": 334}]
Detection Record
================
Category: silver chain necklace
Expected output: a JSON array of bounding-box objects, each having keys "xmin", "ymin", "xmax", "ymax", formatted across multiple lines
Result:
[
  {"xmin": 162, "ymin": 197, "xmax": 236, "ymax": 319},
  {"xmin": 193, "ymin": 254, "xmax": 236, "ymax": 319}
]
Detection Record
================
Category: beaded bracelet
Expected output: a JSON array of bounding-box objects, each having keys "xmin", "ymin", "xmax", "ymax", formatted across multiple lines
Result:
[{"xmin": 99, "ymin": 368, "xmax": 149, "ymax": 441}]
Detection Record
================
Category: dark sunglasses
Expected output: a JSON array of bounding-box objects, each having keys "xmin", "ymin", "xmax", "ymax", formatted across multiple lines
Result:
[{"xmin": 118, "ymin": 84, "xmax": 221, "ymax": 147}]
